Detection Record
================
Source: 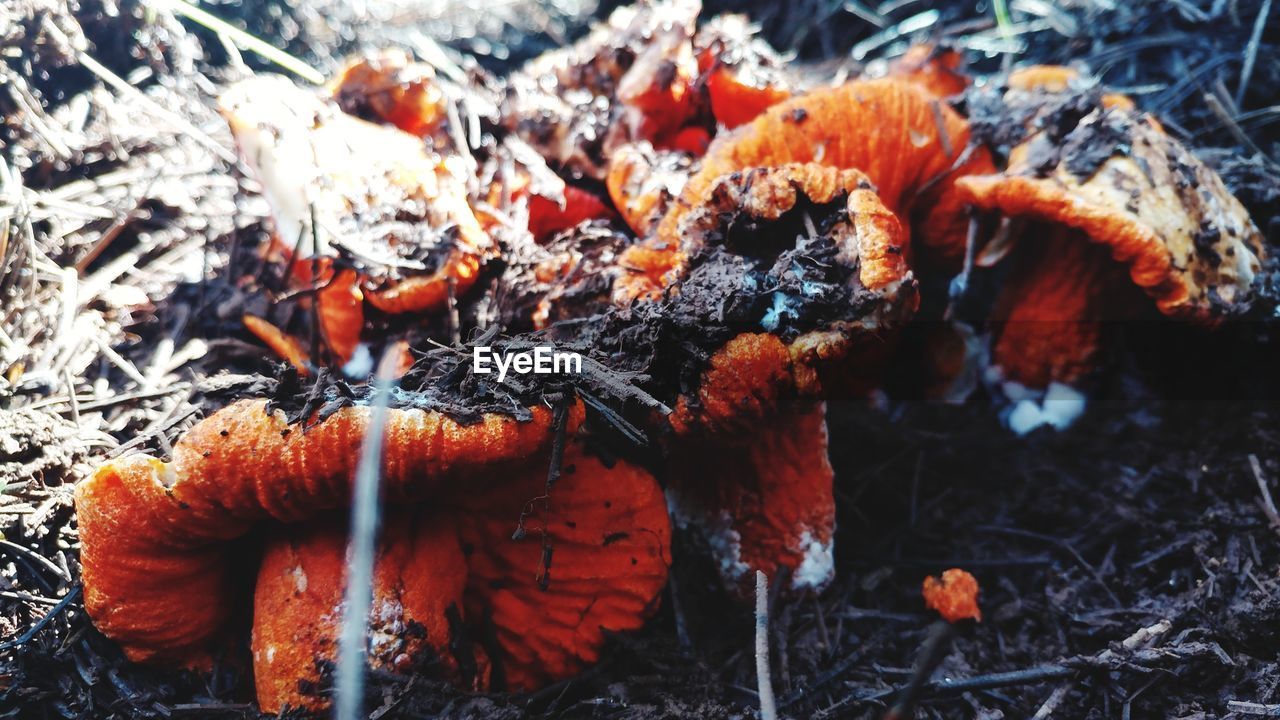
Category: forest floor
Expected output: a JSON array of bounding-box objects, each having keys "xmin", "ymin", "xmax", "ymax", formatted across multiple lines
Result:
[{"xmin": 2, "ymin": 0, "xmax": 1280, "ymax": 718}]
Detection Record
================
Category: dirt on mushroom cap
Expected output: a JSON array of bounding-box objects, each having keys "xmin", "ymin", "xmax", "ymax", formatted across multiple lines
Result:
[
  {"xmin": 957, "ymin": 71, "xmax": 1266, "ymax": 389},
  {"xmin": 958, "ymin": 104, "xmax": 1265, "ymax": 320}
]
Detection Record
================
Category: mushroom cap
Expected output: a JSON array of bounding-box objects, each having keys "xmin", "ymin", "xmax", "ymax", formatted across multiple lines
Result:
[
  {"xmin": 242, "ymin": 315, "xmax": 311, "ymax": 375},
  {"xmin": 704, "ymin": 65, "xmax": 793, "ymax": 130},
  {"xmin": 666, "ymin": 405, "xmax": 835, "ymax": 594},
  {"xmin": 314, "ymin": 267, "xmax": 364, "ymax": 364},
  {"xmin": 75, "ymin": 398, "xmax": 580, "ymax": 665},
  {"xmin": 922, "ymin": 568, "xmax": 982, "ymax": 623},
  {"xmin": 694, "ymin": 12, "xmax": 795, "ymax": 129},
  {"xmin": 219, "ymin": 75, "xmax": 490, "ymax": 318},
  {"xmin": 660, "ymin": 78, "xmax": 995, "ymax": 272},
  {"xmin": 957, "ymin": 101, "xmax": 1265, "ymax": 320},
  {"xmin": 620, "ymin": 161, "xmax": 911, "ymax": 300},
  {"xmin": 526, "ymin": 185, "xmax": 617, "ymax": 242},
  {"xmin": 251, "ymin": 439, "xmax": 668, "ymax": 707},
  {"xmin": 252, "ymin": 512, "xmax": 479, "ymax": 713}
]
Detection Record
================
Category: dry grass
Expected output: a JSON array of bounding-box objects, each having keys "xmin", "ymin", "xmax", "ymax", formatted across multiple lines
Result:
[{"xmin": 1, "ymin": 0, "xmax": 1277, "ymax": 717}]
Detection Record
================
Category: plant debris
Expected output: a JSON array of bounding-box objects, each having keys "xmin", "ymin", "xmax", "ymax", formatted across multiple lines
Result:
[{"xmin": 4, "ymin": 0, "xmax": 1280, "ymax": 718}]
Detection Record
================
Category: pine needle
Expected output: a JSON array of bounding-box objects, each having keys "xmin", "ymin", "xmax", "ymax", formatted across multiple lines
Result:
[{"xmin": 156, "ymin": 0, "xmax": 325, "ymax": 85}]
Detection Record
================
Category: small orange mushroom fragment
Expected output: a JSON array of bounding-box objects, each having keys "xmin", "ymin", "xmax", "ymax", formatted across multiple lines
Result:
[
  {"xmin": 922, "ymin": 569, "xmax": 981, "ymax": 623},
  {"xmin": 956, "ymin": 80, "xmax": 1265, "ymax": 391},
  {"xmin": 314, "ymin": 267, "xmax": 365, "ymax": 363},
  {"xmin": 242, "ymin": 315, "xmax": 311, "ymax": 375},
  {"xmin": 695, "ymin": 13, "xmax": 797, "ymax": 129},
  {"xmin": 705, "ymin": 66, "xmax": 792, "ymax": 130},
  {"xmin": 526, "ymin": 185, "xmax": 616, "ymax": 242},
  {"xmin": 328, "ymin": 50, "xmax": 448, "ymax": 138}
]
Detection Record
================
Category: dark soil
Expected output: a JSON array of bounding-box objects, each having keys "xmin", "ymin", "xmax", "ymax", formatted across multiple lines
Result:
[{"xmin": 3, "ymin": 0, "xmax": 1280, "ymax": 719}]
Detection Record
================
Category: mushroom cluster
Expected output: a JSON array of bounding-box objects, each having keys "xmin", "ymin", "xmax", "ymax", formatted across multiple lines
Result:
[{"xmin": 73, "ymin": 0, "xmax": 1268, "ymax": 713}]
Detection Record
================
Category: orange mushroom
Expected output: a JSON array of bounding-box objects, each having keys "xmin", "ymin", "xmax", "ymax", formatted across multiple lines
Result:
[
  {"xmin": 955, "ymin": 71, "xmax": 1265, "ymax": 403},
  {"xmin": 526, "ymin": 185, "xmax": 617, "ymax": 241},
  {"xmin": 76, "ymin": 398, "xmax": 571, "ymax": 666},
  {"xmin": 922, "ymin": 568, "xmax": 981, "ymax": 623},
  {"xmin": 637, "ymin": 78, "xmax": 995, "ymax": 293},
  {"xmin": 606, "ymin": 163, "xmax": 916, "ymax": 592},
  {"xmin": 220, "ymin": 75, "xmax": 492, "ymax": 363},
  {"xmin": 242, "ymin": 315, "xmax": 311, "ymax": 375},
  {"xmin": 328, "ymin": 50, "xmax": 448, "ymax": 138},
  {"xmin": 252, "ymin": 512, "xmax": 480, "ymax": 712},
  {"xmin": 76, "ymin": 391, "xmax": 671, "ymax": 711},
  {"xmin": 665, "ymin": 404, "xmax": 835, "ymax": 593},
  {"xmin": 695, "ymin": 13, "xmax": 797, "ymax": 129},
  {"xmin": 447, "ymin": 439, "xmax": 670, "ymax": 691}
]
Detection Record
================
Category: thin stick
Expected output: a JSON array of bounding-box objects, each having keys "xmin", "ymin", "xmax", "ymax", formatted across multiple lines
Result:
[
  {"xmin": 1235, "ymin": 0, "xmax": 1273, "ymax": 108},
  {"xmin": 755, "ymin": 570, "xmax": 778, "ymax": 720},
  {"xmin": 334, "ymin": 350, "xmax": 399, "ymax": 720},
  {"xmin": 1248, "ymin": 454, "xmax": 1280, "ymax": 536},
  {"xmin": 1227, "ymin": 700, "xmax": 1280, "ymax": 716},
  {"xmin": 1032, "ymin": 683, "xmax": 1071, "ymax": 719},
  {"xmin": 43, "ymin": 21, "xmax": 236, "ymax": 164},
  {"xmin": 884, "ymin": 621, "xmax": 958, "ymax": 720},
  {"xmin": 0, "ymin": 586, "xmax": 80, "ymax": 651},
  {"xmin": 156, "ymin": 0, "xmax": 325, "ymax": 85}
]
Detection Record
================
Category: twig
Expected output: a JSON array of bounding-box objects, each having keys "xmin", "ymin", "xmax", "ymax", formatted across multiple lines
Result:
[
  {"xmin": 1248, "ymin": 454, "xmax": 1280, "ymax": 538},
  {"xmin": 0, "ymin": 539, "xmax": 73, "ymax": 583},
  {"xmin": 884, "ymin": 620, "xmax": 958, "ymax": 720},
  {"xmin": 1228, "ymin": 700, "xmax": 1280, "ymax": 717},
  {"xmin": 1235, "ymin": 0, "xmax": 1273, "ymax": 108},
  {"xmin": 0, "ymin": 586, "xmax": 81, "ymax": 651},
  {"xmin": 1032, "ymin": 683, "xmax": 1071, "ymax": 719},
  {"xmin": 755, "ymin": 571, "xmax": 778, "ymax": 720},
  {"xmin": 1033, "ymin": 619, "xmax": 1172, "ymax": 719},
  {"xmin": 156, "ymin": 0, "xmax": 324, "ymax": 85},
  {"xmin": 42, "ymin": 21, "xmax": 236, "ymax": 164}
]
